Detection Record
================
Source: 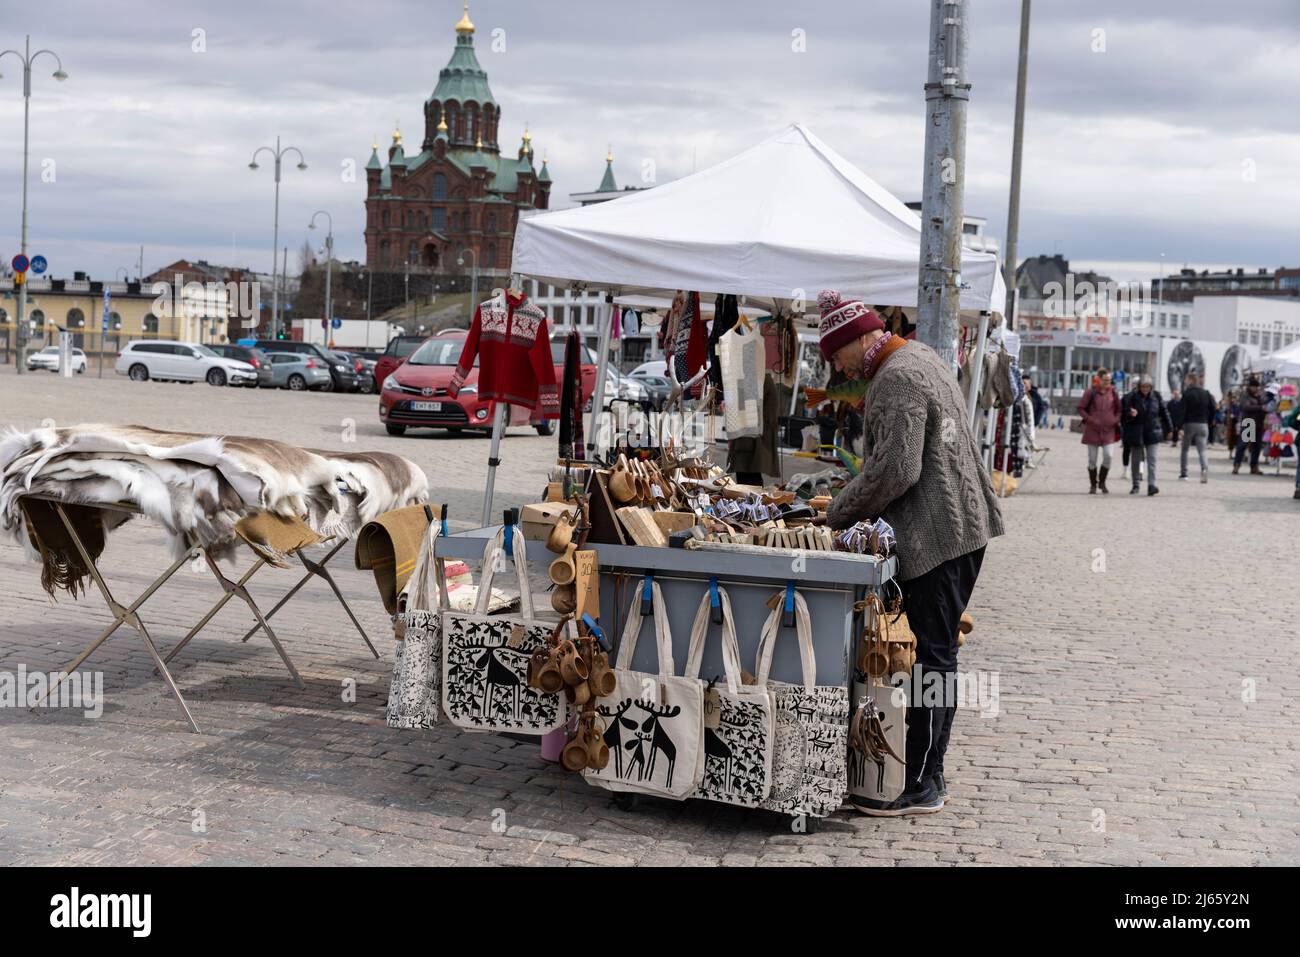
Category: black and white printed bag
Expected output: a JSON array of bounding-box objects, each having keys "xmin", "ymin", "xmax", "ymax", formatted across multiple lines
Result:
[
  {"xmin": 754, "ymin": 589, "xmax": 850, "ymax": 818},
  {"xmin": 583, "ymin": 581, "xmax": 705, "ymax": 799},
  {"xmin": 385, "ymin": 519, "xmax": 443, "ymax": 730},
  {"xmin": 439, "ymin": 526, "xmax": 566, "ymax": 734},
  {"xmin": 684, "ymin": 585, "xmax": 774, "ymax": 808}
]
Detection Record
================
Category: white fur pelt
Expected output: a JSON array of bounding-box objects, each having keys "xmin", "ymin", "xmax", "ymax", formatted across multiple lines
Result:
[{"xmin": 1, "ymin": 424, "xmax": 428, "ymax": 562}]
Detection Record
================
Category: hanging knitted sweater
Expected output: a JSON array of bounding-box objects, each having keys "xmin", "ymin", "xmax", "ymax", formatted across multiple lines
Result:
[{"xmin": 450, "ymin": 291, "xmax": 559, "ymax": 416}]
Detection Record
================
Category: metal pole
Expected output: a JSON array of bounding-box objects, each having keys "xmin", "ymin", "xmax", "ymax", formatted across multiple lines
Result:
[
  {"xmin": 916, "ymin": 0, "xmax": 970, "ymax": 369},
  {"xmin": 965, "ymin": 310, "xmax": 990, "ymax": 425},
  {"xmin": 366, "ymin": 268, "xmax": 373, "ymax": 349},
  {"xmin": 1003, "ymin": 0, "xmax": 1031, "ymax": 324},
  {"xmin": 272, "ymin": 136, "xmax": 281, "ymax": 337},
  {"xmin": 585, "ymin": 293, "xmax": 616, "ymax": 459},
  {"xmin": 3, "ymin": 37, "xmax": 67, "ymax": 375},
  {"xmin": 480, "ymin": 402, "xmax": 509, "ymax": 526}
]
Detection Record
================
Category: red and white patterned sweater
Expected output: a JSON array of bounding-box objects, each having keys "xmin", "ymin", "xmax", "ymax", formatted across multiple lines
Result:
[{"xmin": 449, "ymin": 291, "xmax": 560, "ymax": 417}]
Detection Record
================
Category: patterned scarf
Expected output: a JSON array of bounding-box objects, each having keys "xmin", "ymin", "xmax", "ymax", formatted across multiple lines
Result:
[{"xmin": 862, "ymin": 334, "xmax": 907, "ymax": 382}]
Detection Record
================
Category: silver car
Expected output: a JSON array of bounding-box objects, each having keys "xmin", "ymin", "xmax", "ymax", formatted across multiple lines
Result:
[{"xmin": 264, "ymin": 351, "xmax": 332, "ymax": 391}]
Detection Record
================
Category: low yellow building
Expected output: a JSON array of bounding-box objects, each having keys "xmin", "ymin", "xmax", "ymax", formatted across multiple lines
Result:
[{"xmin": 1, "ymin": 276, "xmax": 234, "ymax": 357}]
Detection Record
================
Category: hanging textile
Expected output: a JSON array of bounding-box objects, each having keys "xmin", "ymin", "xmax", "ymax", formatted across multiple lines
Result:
[
  {"xmin": 669, "ymin": 291, "xmax": 706, "ymax": 398},
  {"xmin": 558, "ymin": 330, "xmax": 585, "ymax": 460},
  {"xmin": 994, "ymin": 404, "xmax": 1026, "ymax": 477},
  {"xmin": 719, "ymin": 320, "xmax": 765, "ymax": 439},
  {"xmin": 450, "ymin": 290, "xmax": 559, "ymax": 416},
  {"xmin": 707, "ymin": 294, "xmax": 740, "ymax": 393}
]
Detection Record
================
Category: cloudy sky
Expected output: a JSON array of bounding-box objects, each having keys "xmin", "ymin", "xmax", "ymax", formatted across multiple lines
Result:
[{"xmin": 2, "ymin": 0, "xmax": 1297, "ymax": 285}]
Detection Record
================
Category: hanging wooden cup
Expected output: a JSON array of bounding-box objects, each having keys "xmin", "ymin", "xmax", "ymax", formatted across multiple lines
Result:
[
  {"xmin": 548, "ymin": 542, "xmax": 577, "ymax": 586},
  {"xmin": 608, "ymin": 454, "xmax": 637, "ymax": 503},
  {"xmin": 551, "ymin": 582, "xmax": 577, "ymax": 614},
  {"xmin": 546, "ymin": 510, "xmax": 578, "ymax": 553}
]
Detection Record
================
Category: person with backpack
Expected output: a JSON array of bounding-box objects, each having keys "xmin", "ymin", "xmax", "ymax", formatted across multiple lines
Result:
[
  {"xmin": 1122, "ymin": 374, "xmax": 1174, "ymax": 495},
  {"xmin": 1077, "ymin": 368, "xmax": 1121, "ymax": 494}
]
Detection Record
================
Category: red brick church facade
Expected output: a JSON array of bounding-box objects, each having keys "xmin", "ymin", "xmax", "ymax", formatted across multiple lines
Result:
[{"xmin": 363, "ymin": 4, "xmax": 551, "ymax": 279}]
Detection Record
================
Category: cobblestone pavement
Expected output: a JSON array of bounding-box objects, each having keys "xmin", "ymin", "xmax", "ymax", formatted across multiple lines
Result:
[{"xmin": 1, "ymin": 366, "xmax": 1296, "ymax": 865}]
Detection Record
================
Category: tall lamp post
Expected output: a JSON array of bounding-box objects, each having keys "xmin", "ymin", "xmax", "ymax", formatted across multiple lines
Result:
[
  {"xmin": 309, "ymin": 210, "xmax": 333, "ymax": 347},
  {"xmin": 248, "ymin": 137, "xmax": 306, "ymax": 338},
  {"xmin": 1, "ymin": 35, "xmax": 68, "ymax": 375},
  {"xmin": 457, "ymin": 247, "xmax": 478, "ymax": 320}
]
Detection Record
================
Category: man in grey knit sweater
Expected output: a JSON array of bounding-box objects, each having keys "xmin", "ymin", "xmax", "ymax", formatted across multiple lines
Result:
[{"xmin": 817, "ymin": 290, "xmax": 1004, "ymax": 816}]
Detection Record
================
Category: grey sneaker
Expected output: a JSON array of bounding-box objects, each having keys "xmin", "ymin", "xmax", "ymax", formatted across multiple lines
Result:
[
  {"xmin": 929, "ymin": 772, "xmax": 949, "ymax": 803},
  {"xmin": 1201, "ymin": 469, "xmax": 1208, "ymax": 484},
  {"xmin": 854, "ymin": 783, "xmax": 945, "ymax": 817}
]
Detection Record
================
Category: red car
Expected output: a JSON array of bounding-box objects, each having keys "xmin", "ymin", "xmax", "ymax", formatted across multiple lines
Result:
[
  {"xmin": 373, "ymin": 334, "xmax": 429, "ymax": 393},
  {"xmin": 378, "ymin": 331, "xmax": 598, "ymax": 436}
]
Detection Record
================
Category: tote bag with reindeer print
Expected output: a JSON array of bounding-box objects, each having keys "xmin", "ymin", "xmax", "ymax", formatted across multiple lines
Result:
[
  {"xmin": 583, "ymin": 581, "xmax": 705, "ymax": 799},
  {"xmin": 754, "ymin": 589, "xmax": 849, "ymax": 819},
  {"xmin": 440, "ymin": 526, "xmax": 567, "ymax": 735},
  {"xmin": 684, "ymin": 585, "xmax": 774, "ymax": 808}
]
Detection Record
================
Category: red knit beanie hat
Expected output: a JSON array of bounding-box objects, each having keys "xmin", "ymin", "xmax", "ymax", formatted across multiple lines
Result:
[{"xmin": 817, "ymin": 290, "xmax": 884, "ymax": 361}]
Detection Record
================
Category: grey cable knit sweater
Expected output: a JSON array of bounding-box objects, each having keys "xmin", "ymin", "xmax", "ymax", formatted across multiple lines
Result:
[{"xmin": 827, "ymin": 341, "xmax": 1004, "ymax": 580}]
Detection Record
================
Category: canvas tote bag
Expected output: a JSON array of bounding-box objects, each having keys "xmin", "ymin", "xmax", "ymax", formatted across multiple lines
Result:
[
  {"xmin": 583, "ymin": 580, "xmax": 705, "ymax": 799},
  {"xmin": 386, "ymin": 518, "xmax": 444, "ymax": 730},
  {"xmin": 846, "ymin": 675, "xmax": 907, "ymax": 807},
  {"xmin": 753, "ymin": 589, "xmax": 850, "ymax": 818},
  {"xmin": 440, "ymin": 526, "xmax": 567, "ymax": 734},
  {"xmin": 684, "ymin": 585, "xmax": 774, "ymax": 808}
]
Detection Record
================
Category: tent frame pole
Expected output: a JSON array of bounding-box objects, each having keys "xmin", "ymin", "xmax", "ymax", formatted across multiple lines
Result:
[
  {"xmin": 585, "ymin": 292, "xmax": 616, "ymax": 461},
  {"xmin": 965, "ymin": 310, "xmax": 990, "ymax": 426}
]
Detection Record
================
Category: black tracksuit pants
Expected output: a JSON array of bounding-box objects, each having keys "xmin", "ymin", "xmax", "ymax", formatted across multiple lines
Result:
[{"xmin": 897, "ymin": 546, "xmax": 986, "ymax": 792}]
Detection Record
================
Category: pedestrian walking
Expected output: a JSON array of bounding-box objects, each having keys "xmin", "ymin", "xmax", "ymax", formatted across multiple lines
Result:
[
  {"xmin": 1077, "ymin": 368, "xmax": 1121, "ymax": 494},
  {"xmin": 1233, "ymin": 377, "xmax": 1268, "ymax": 475},
  {"xmin": 1122, "ymin": 374, "xmax": 1173, "ymax": 496},
  {"xmin": 1178, "ymin": 373, "xmax": 1216, "ymax": 483},
  {"xmin": 1167, "ymin": 390, "xmax": 1184, "ymax": 447}
]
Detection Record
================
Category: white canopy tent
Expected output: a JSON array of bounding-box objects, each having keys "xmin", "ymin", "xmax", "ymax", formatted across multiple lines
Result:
[
  {"xmin": 482, "ymin": 124, "xmax": 1005, "ymax": 519},
  {"xmin": 512, "ymin": 123, "xmax": 1006, "ymax": 317},
  {"xmin": 1262, "ymin": 339, "xmax": 1300, "ymax": 379}
]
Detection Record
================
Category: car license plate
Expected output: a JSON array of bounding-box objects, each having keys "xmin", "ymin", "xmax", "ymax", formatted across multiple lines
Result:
[{"xmin": 411, "ymin": 401, "xmax": 442, "ymax": 412}]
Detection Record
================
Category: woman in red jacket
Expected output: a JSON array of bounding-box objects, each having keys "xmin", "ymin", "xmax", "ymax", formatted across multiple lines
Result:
[{"xmin": 1077, "ymin": 368, "xmax": 1122, "ymax": 494}]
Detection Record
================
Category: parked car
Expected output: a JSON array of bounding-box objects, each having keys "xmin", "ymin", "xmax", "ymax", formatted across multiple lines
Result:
[
  {"xmin": 251, "ymin": 339, "xmax": 360, "ymax": 392},
  {"xmin": 332, "ymin": 350, "xmax": 376, "ymax": 394},
  {"xmin": 634, "ymin": 374, "xmax": 674, "ymax": 411},
  {"xmin": 26, "ymin": 345, "xmax": 87, "ymax": 374},
  {"xmin": 264, "ymin": 351, "xmax": 332, "ymax": 391},
  {"xmin": 115, "ymin": 340, "xmax": 257, "ymax": 386},
  {"xmin": 604, "ymin": 368, "xmax": 650, "ymax": 411},
  {"xmin": 378, "ymin": 334, "xmax": 597, "ymax": 437},
  {"xmin": 372, "ymin": 334, "xmax": 430, "ymax": 391},
  {"xmin": 629, "ymin": 359, "xmax": 668, "ymax": 380},
  {"xmin": 207, "ymin": 343, "xmax": 274, "ymax": 388}
]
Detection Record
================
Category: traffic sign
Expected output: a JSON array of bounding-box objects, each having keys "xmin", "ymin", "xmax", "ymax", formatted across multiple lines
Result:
[
  {"xmin": 30, "ymin": 255, "xmax": 47, "ymax": 274},
  {"xmin": 331, "ymin": 317, "xmax": 342, "ymax": 329},
  {"xmin": 11, "ymin": 254, "xmax": 29, "ymax": 273},
  {"xmin": 320, "ymin": 318, "xmax": 328, "ymax": 329}
]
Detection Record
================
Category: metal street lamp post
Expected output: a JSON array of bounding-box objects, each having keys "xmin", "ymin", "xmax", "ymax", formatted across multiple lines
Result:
[
  {"xmin": 457, "ymin": 247, "xmax": 478, "ymax": 320},
  {"xmin": 248, "ymin": 137, "xmax": 307, "ymax": 338},
  {"xmin": 309, "ymin": 210, "xmax": 333, "ymax": 347},
  {"xmin": 1, "ymin": 35, "xmax": 68, "ymax": 376}
]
